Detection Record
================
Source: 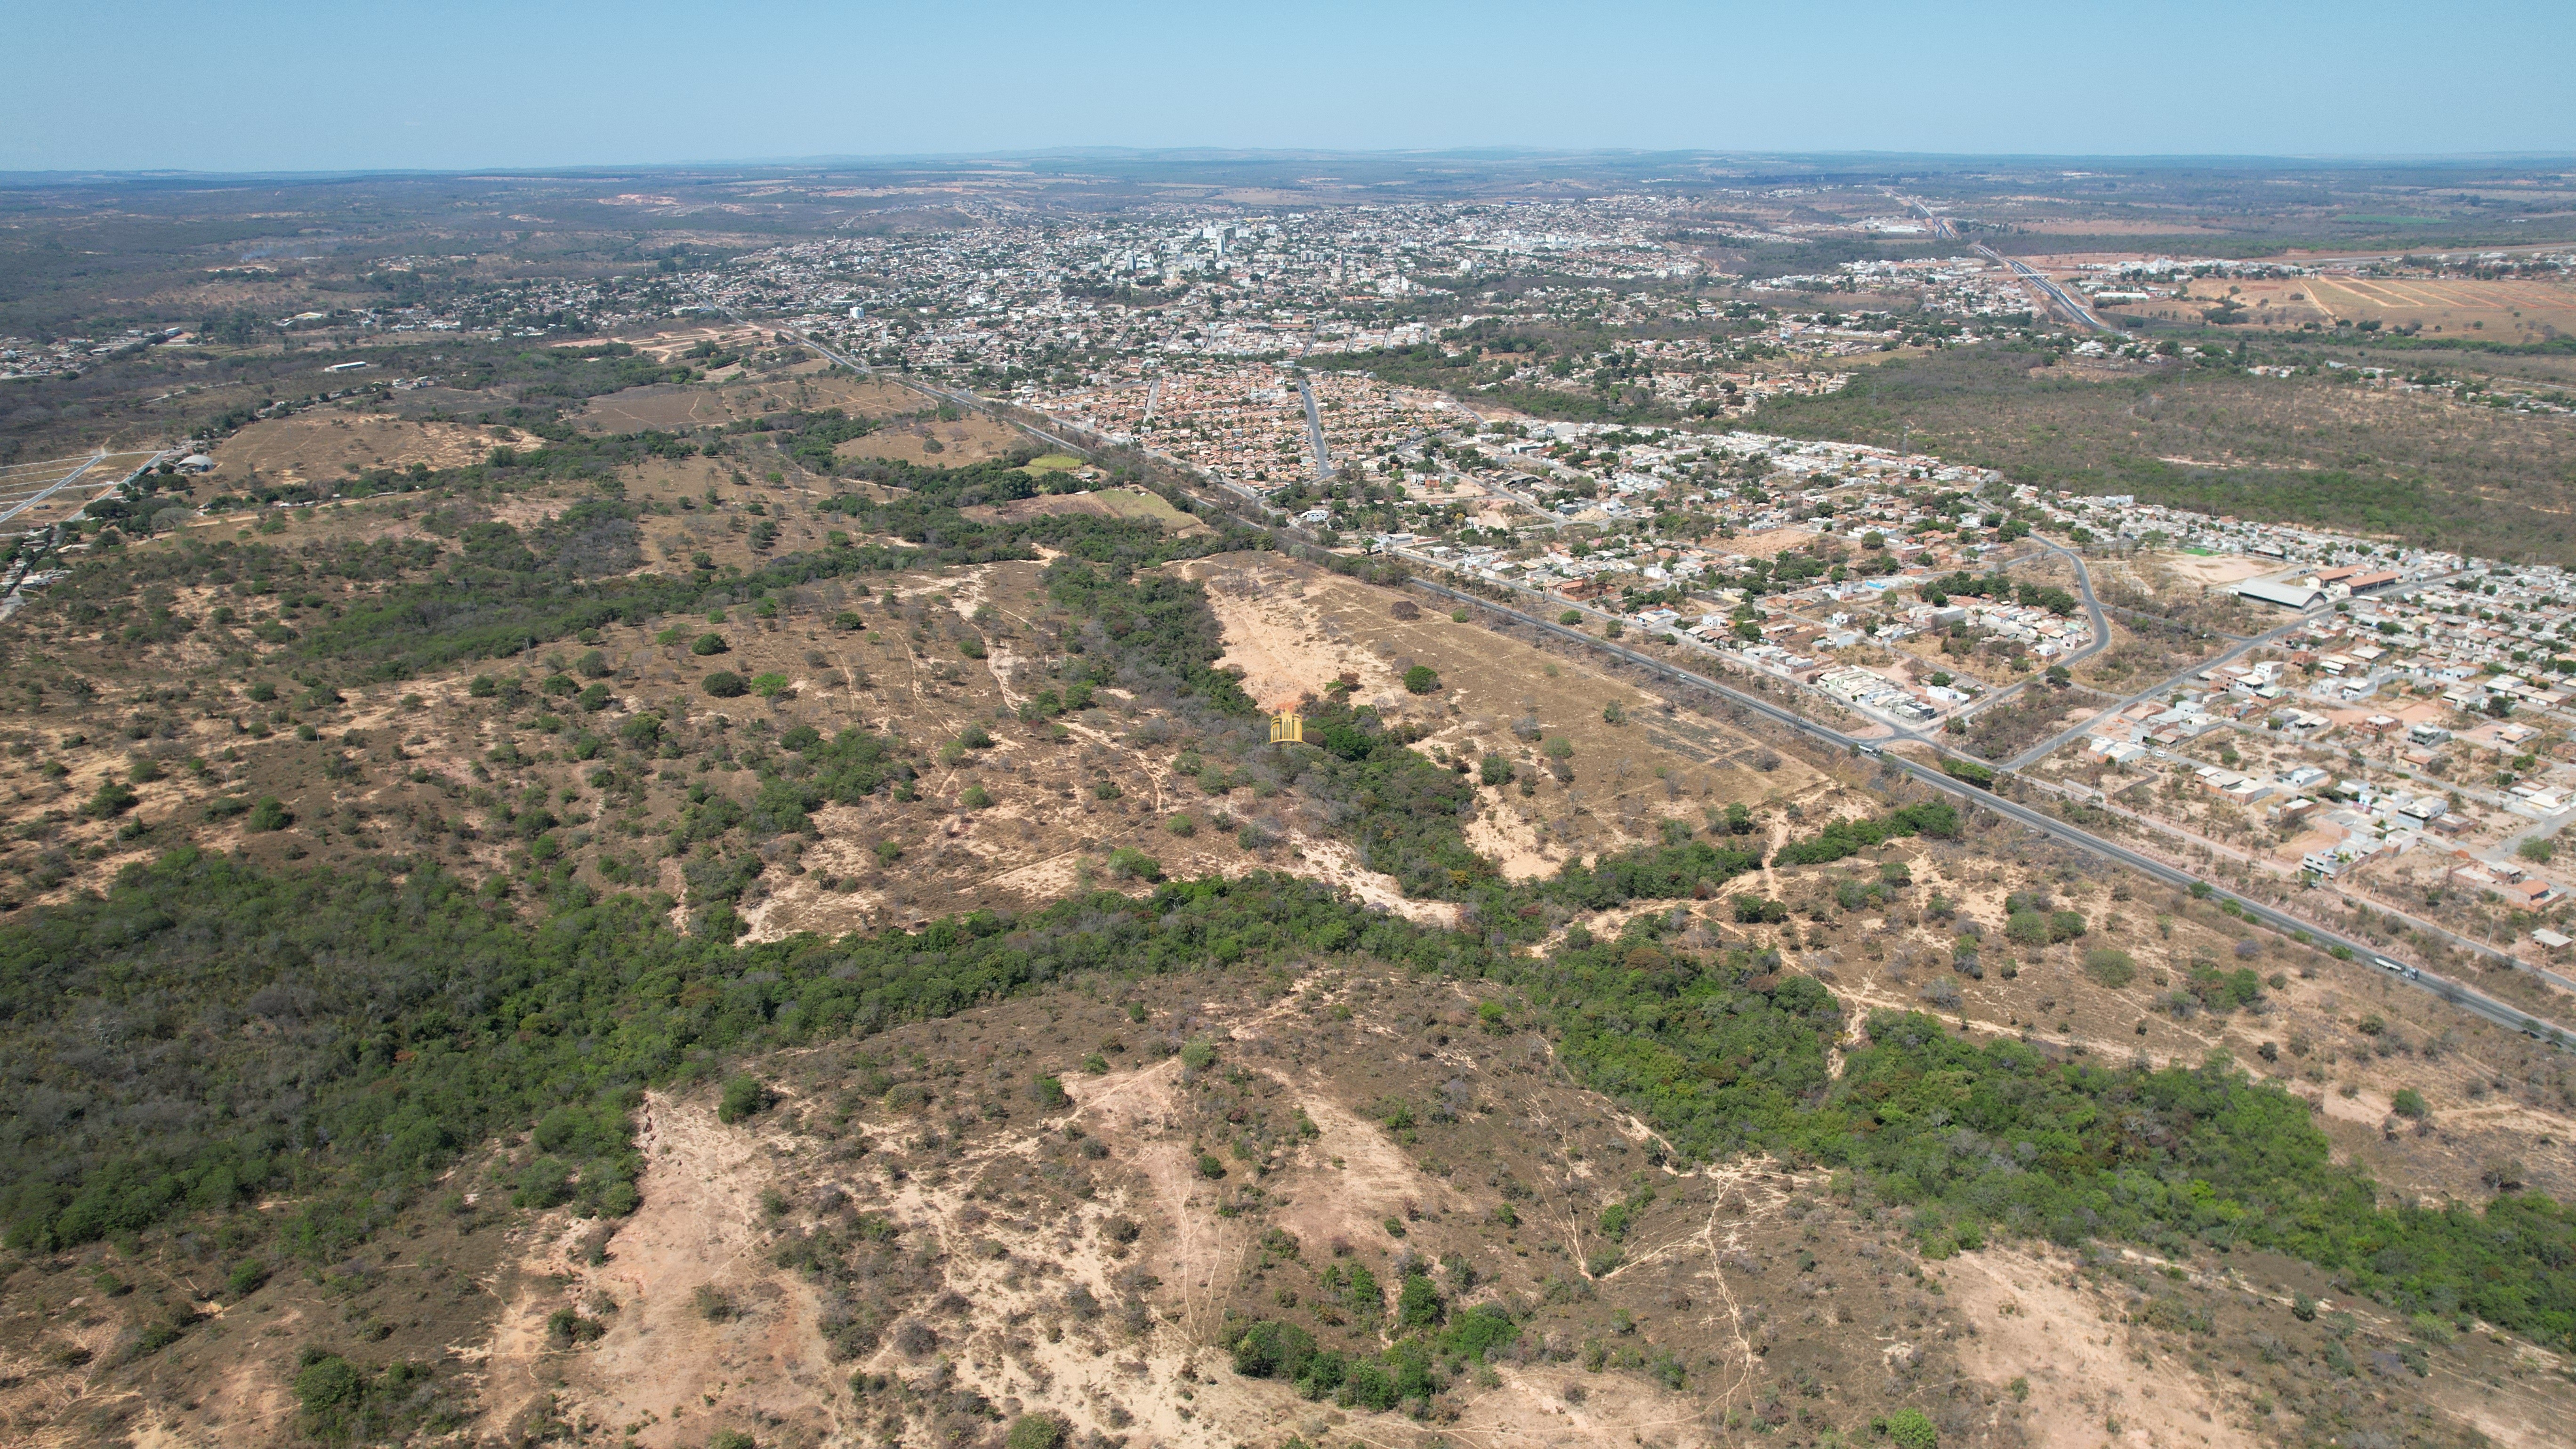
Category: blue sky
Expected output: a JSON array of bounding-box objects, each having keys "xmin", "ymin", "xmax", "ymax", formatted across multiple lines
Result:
[{"xmin": 8, "ymin": 0, "xmax": 2573, "ymax": 172}]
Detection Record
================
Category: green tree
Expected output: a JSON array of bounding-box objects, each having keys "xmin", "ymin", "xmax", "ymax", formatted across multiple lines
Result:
[
  {"xmin": 718, "ymin": 1076, "xmax": 773, "ymax": 1124},
  {"xmin": 1396, "ymin": 1271, "xmax": 1445, "ymax": 1328},
  {"xmin": 2082, "ymin": 947, "xmax": 2136, "ymax": 988},
  {"xmin": 1878, "ymin": 1407, "xmax": 1939, "ymax": 1449}
]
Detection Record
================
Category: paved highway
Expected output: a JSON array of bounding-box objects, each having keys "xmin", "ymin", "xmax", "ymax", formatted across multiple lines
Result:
[
  {"xmin": 1400, "ymin": 572, "xmax": 2566, "ymax": 1048},
  {"xmin": 0, "ymin": 451, "xmax": 108, "ymax": 530},
  {"xmin": 1295, "ymin": 372, "xmax": 1333, "ymax": 481},
  {"xmin": 1972, "ymin": 244, "xmax": 2112, "ymax": 333},
  {"xmin": 1886, "ymin": 191, "xmax": 1956, "ymax": 242},
  {"xmin": 1881, "ymin": 189, "xmax": 2108, "ymax": 333}
]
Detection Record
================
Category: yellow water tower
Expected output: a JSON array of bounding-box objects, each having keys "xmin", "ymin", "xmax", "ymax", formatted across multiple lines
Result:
[{"xmin": 1268, "ymin": 710, "xmax": 1304, "ymax": 745}]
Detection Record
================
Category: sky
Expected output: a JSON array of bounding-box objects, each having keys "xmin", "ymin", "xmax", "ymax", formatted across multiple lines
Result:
[{"xmin": 8, "ymin": 0, "xmax": 2574, "ymax": 173}]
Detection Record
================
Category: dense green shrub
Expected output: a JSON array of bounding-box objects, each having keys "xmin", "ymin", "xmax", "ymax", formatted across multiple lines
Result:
[
  {"xmin": 2081, "ymin": 947, "xmax": 2136, "ymax": 988},
  {"xmin": 1232, "ymin": 1319, "xmax": 1317, "ymax": 1378},
  {"xmin": 1106, "ymin": 847, "xmax": 1161, "ymax": 882},
  {"xmin": 291, "ymin": 1350, "xmax": 456, "ymax": 1443},
  {"xmin": 0, "ymin": 855, "xmax": 1486, "ymax": 1256},
  {"xmin": 1771, "ymin": 801, "xmax": 1958, "ymax": 866},
  {"xmin": 717, "ymin": 1076, "xmax": 773, "ymax": 1124},
  {"xmin": 1940, "ymin": 758, "xmax": 1995, "ymax": 788},
  {"xmin": 1395, "ymin": 1270, "xmax": 1445, "ymax": 1328},
  {"xmin": 1732, "ymin": 895, "xmax": 1789, "ymax": 924},
  {"xmin": 1877, "ymin": 1407, "xmax": 1939, "ymax": 1449},
  {"xmin": 1003, "ymin": 1414, "xmax": 1068, "ymax": 1449}
]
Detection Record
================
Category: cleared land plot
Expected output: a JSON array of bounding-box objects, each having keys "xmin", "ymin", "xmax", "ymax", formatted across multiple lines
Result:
[
  {"xmin": 580, "ymin": 373, "xmax": 923, "ymax": 433},
  {"xmin": 2110, "ymin": 272, "xmax": 2576, "ymax": 342},
  {"xmin": 0, "ymin": 449, "xmax": 161, "ymax": 531},
  {"xmin": 2097, "ymin": 274, "xmax": 2335, "ymax": 327},
  {"xmin": 196, "ymin": 415, "xmax": 510, "ymax": 490},
  {"xmin": 834, "ymin": 412, "xmax": 1029, "ymax": 467},
  {"xmin": 2305, "ymin": 274, "xmax": 2576, "ymax": 341},
  {"xmin": 2152, "ymin": 550, "xmax": 2275, "ymax": 586},
  {"xmin": 588, "ymin": 323, "xmax": 769, "ymax": 362}
]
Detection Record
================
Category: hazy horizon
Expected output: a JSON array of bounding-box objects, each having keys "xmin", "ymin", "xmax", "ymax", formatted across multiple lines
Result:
[{"xmin": 12, "ymin": 0, "xmax": 2574, "ymax": 173}]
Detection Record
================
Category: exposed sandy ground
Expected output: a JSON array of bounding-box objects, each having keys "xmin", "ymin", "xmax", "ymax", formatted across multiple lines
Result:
[
  {"xmin": 1945, "ymin": 1244, "xmax": 2254, "ymax": 1449},
  {"xmin": 1726, "ymin": 528, "xmax": 1830, "ymax": 560},
  {"xmin": 1261, "ymin": 1088, "xmax": 1473, "ymax": 1255},
  {"xmin": 594, "ymin": 324, "xmax": 771, "ymax": 362},
  {"xmin": 1180, "ymin": 553, "xmax": 1815, "ymax": 878},
  {"xmin": 1283, "ymin": 836, "xmax": 1462, "ymax": 928},
  {"xmin": 1447, "ymin": 1366, "xmax": 1711, "ymax": 1449},
  {"xmin": 2428, "ymin": 1340, "xmax": 2576, "ymax": 1449},
  {"xmin": 2152, "ymin": 553, "xmax": 2275, "ymax": 587},
  {"xmin": 1463, "ymin": 807, "xmax": 1564, "ymax": 882},
  {"xmin": 1182, "ymin": 559, "xmax": 1402, "ymax": 711},
  {"xmin": 474, "ymin": 1094, "xmax": 844, "ymax": 1449}
]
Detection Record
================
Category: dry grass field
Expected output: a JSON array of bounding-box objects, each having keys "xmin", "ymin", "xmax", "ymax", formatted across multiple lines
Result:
[
  {"xmin": 580, "ymin": 372, "xmax": 925, "ymax": 434},
  {"xmin": 2305, "ymin": 274, "xmax": 2576, "ymax": 341},
  {"xmin": 965, "ymin": 484, "xmax": 1205, "ymax": 535},
  {"xmin": 2094, "ymin": 272, "xmax": 2576, "ymax": 340},
  {"xmin": 193, "ymin": 414, "xmax": 517, "ymax": 488},
  {"xmin": 834, "ymin": 412, "xmax": 1030, "ymax": 467}
]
